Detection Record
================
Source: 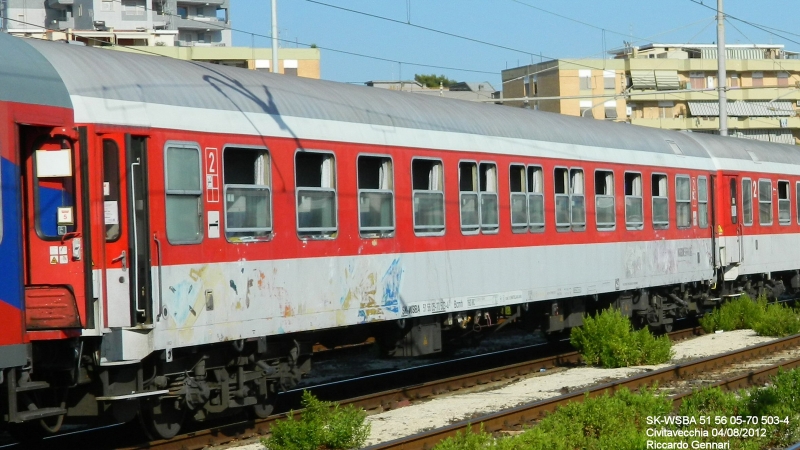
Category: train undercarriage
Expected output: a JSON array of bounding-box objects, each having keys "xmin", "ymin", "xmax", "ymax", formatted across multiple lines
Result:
[{"xmin": 4, "ymin": 268, "xmax": 800, "ymax": 440}]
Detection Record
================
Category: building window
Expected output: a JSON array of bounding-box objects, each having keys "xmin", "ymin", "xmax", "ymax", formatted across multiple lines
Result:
[
  {"xmin": 730, "ymin": 73, "xmax": 740, "ymax": 88},
  {"xmin": 652, "ymin": 173, "xmax": 669, "ymax": 229},
  {"xmin": 196, "ymin": 32, "xmax": 206, "ymax": 43},
  {"xmin": 690, "ymin": 72, "xmax": 705, "ymax": 89},
  {"xmin": 579, "ymin": 69, "xmax": 592, "ymax": 90},
  {"xmin": 603, "ymin": 70, "xmax": 615, "ymax": 90},
  {"xmin": 752, "ymin": 71, "xmax": 763, "ymax": 87},
  {"xmin": 555, "ymin": 167, "xmax": 585, "ymax": 231},
  {"xmin": 624, "ymin": 172, "xmax": 643, "ymax": 230},
  {"xmin": 122, "ymin": 0, "xmax": 144, "ymax": 16},
  {"xmin": 742, "ymin": 178, "xmax": 753, "ymax": 226},
  {"xmin": 778, "ymin": 180, "xmax": 790, "ymax": 225},
  {"xmin": 604, "ymin": 100, "xmax": 617, "ymax": 119},
  {"xmin": 479, "ymin": 163, "xmax": 499, "ymax": 232},
  {"xmin": 698, "ymin": 176, "xmax": 708, "ymax": 228},
  {"xmin": 676, "ymin": 175, "xmax": 691, "ymax": 228},
  {"xmin": 177, "ymin": 6, "xmax": 187, "ymax": 18},
  {"xmin": 165, "ymin": 144, "xmax": 203, "ymax": 244},
  {"xmin": 595, "ymin": 170, "xmax": 615, "ymax": 230},
  {"xmin": 528, "ymin": 166, "xmax": 545, "ymax": 232},
  {"xmin": 509, "ymin": 164, "xmax": 527, "ymax": 232},
  {"xmin": 658, "ymin": 101, "xmax": 674, "ymax": 119},
  {"xmin": 778, "ymin": 72, "xmax": 789, "ymax": 87},
  {"xmin": 296, "ymin": 152, "xmax": 337, "ymax": 238},
  {"xmin": 758, "ymin": 179, "xmax": 772, "ymax": 225},
  {"xmin": 579, "ymin": 100, "xmax": 592, "ymax": 118},
  {"xmin": 357, "ymin": 155, "xmax": 394, "ymax": 237},
  {"xmin": 224, "ymin": 147, "xmax": 271, "ymax": 242},
  {"xmin": 284, "ymin": 60, "xmax": 298, "ymax": 76},
  {"xmin": 412, "ymin": 158, "xmax": 444, "ymax": 235}
]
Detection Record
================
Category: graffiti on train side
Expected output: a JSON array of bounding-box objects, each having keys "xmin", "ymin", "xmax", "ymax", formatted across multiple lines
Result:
[{"xmin": 340, "ymin": 257, "xmax": 404, "ymax": 324}]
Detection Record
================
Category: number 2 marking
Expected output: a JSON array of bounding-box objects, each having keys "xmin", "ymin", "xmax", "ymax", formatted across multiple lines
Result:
[{"xmin": 208, "ymin": 152, "xmax": 216, "ymax": 173}]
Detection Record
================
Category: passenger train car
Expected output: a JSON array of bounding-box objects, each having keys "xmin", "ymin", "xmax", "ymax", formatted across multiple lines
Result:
[{"xmin": 1, "ymin": 33, "xmax": 799, "ymax": 438}]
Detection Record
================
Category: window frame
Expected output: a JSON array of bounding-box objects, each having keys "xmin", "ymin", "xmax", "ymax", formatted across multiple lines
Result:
[
  {"xmin": 624, "ymin": 171, "xmax": 644, "ymax": 231},
  {"xmin": 652, "ymin": 173, "xmax": 669, "ymax": 230},
  {"xmin": 294, "ymin": 149, "xmax": 338, "ymax": 239},
  {"xmin": 509, "ymin": 163, "xmax": 528, "ymax": 233},
  {"xmin": 527, "ymin": 165, "xmax": 545, "ymax": 233},
  {"xmin": 103, "ymin": 139, "xmax": 122, "ymax": 242},
  {"xmin": 778, "ymin": 179, "xmax": 791, "ymax": 226},
  {"xmin": 594, "ymin": 168, "xmax": 616, "ymax": 231},
  {"xmin": 458, "ymin": 159, "xmax": 480, "ymax": 235},
  {"xmin": 356, "ymin": 153, "xmax": 395, "ymax": 238},
  {"xmin": 478, "ymin": 161, "xmax": 499, "ymax": 234},
  {"xmin": 164, "ymin": 141, "xmax": 204, "ymax": 245},
  {"xmin": 742, "ymin": 178, "xmax": 753, "ymax": 226},
  {"xmin": 698, "ymin": 175, "xmax": 709, "ymax": 229},
  {"xmin": 554, "ymin": 166, "xmax": 571, "ymax": 230},
  {"xmin": 675, "ymin": 175, "xmax": 691, "ymax": 229},
  {"xmin": 222, "ymin": 145, "xmax": 273, "ymax": 243},
  {"xmin": 411, "ymin": 157, "xmax": 445, "ymax": 237},
  {"xmin": 758, "ymin": 178, "xmax": 773, "ymax": 226}
]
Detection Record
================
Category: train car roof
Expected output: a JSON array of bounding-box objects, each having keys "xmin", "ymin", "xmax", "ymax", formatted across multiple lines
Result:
[
  {"xmin": 6, "ymin": 35, "xmax": 800, "ymax": 168},
  {"xmin": 13, "ymin": 35, "xmax": 712, "ymax": 158},
  {"xmin": 0, "ymin": 35, "xmax": 72, "ymax": 109}
]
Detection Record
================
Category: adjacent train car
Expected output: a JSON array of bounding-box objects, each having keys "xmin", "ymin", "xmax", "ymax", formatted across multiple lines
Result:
[{"xmin": 1, "ymin": 33, "xmax": 799, "ymax": 439}]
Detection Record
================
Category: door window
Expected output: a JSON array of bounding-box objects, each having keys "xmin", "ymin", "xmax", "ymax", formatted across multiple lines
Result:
[
  {"xmin": 103, "ymin": 140, "xmax": 122, "ymax": 241},
  {"xmin": 34, "ymin": 143, "xmax": 75, "ymax": 238}
]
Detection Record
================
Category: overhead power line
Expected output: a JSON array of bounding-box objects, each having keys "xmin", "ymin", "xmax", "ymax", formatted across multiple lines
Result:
[{"xmin": 686, "ymin": 0, "xmax": 800, "ymax": 47}]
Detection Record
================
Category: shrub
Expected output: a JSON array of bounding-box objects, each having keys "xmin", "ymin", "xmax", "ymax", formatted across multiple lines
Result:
[
  {"xmin": 699, "ymin": 294, "xmax": 765, "ymax": 332},
  {"xmin": 433, "ymin": 425, "xmax": 495, "ymax": 450},
  {"xmin": 263, "ymin": 391, "xmax": 370, "ymax": 450},
  {"xmin": 752, "ymin": 302, "xmax": 800, "ymax": 337},
  {"xmin": 570, "ymin": 308, "xmax": 673, "ymax": 368}
]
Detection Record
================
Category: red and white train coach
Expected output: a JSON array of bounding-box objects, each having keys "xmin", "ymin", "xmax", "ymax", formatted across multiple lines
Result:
[{"xmin": 1, "ymin": 33, "xmax": 799, "ymax": 438}]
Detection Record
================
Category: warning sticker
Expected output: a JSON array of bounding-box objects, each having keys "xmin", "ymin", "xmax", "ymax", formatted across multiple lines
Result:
[
  {"xmin": 50, "ymin": 246, "xmax": 58, "ymax": 256},
  {"xmin": 59, "ymin": 246, "xmax": 68, "ymax": 255},
  {"xmin": 50, "ymin": 256, "xmax": 58, "ymax": 264},
  {"xmin": 59, "ymin": 255, "xmax": 68, "ymax": 264}
]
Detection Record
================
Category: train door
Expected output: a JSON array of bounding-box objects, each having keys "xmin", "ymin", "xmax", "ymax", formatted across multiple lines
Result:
[
  {"xmin": 719, "ymin": 174, "xmax": 743, "ymax": 276},
  {"xmin": 100, "ymin": 134, "xmax": 152, "ymax": 327},
  {"xmin": 19, "ymin": 127, "xmax": 85, "ymax": 330}
]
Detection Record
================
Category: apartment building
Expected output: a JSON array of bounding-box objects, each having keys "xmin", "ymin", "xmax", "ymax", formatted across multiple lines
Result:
[
  {"xmin": 502, "ymin": 43, "xmax": 800, "ymax": 145},
  {"xmin": 1, "ymin": 0, "xmax": 320, "ymax": 78}
]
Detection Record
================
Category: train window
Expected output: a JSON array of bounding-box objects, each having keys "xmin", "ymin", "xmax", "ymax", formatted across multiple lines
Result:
[
  {"xmin": 652, "ymin": 174, "xmax": 669, "ymax": 229},
  {"xmin": 509, "ymin": 164, "xmax": 527, "ymax": 233},
  {"xmin": 459, "ymin": 161, "xmax": 479, "ymax": 233},
  {"xmin": 570, "ymin": 169, "xmax": 586, "ymax": 231},
  {"xmin": 594, "ymin": 170, "xmax": 615, "ymax": 230},
  {"xmin": 698, "ymin": 176, "xmax": 709, "ymax": 229},
  {"xmin": 796, "ymin": 182, "xmax": 800, "ymax": 225},
  {"xmin": 527, "ymin": 166, "xmax": 545, "ymax": 232},
  {"xmin": 411, "ymin": 158, "xmax": 445, "ymax": 235},
  {"xmin": 223, "ymin": 147, "xmax": 272, "ymax": 242},
  {"xmin": 165, "ymin": 144, "xmax": 203, "ymax": 244},
  {"xmin": 296, "ymin": 151, "xmax": 337, "ymax": 238},
  {"xmin": 103, "ymin": 140, "xmax": 121, "ymax": 242},
  {"xmin": 742, "ymin": 178, "xmax": 753, "ymax": 226},
  {"xmin": 778, "ymin": 180, "xmax": 790, "ymax": 225},
  {"xmin": 34, "ymin": 143, "xmax": 76, "ymax": 239},
  {"xmin": 554, "ymin": 167, "xmax": 570, "ymax": 229},
  {"xmin": 624, "ymin": 172, "xmax": 643, "ymax": 230},
  {"xmin": 479, "ymin": 162, "xmax": 499, "ymax": 232},
  {"xmin": 357, "ymin": 155, "xmax": 394, "ymax": 237},
  {"xmin": 758, "ymin": 179, "xmax": 773, "ymax": 226},
  {"xmin": 675, "ymin": 175, "xmax": 691, "ymax": 228}
]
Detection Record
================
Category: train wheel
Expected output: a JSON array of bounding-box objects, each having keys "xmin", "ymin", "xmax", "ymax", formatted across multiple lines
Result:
[
  {"xmin": 252, "ymin": 396, "xmax": 277, "ymax": 419},
  {"xmin": 140, "ymin": 397, "xmax": 184, "ymax": 440}
]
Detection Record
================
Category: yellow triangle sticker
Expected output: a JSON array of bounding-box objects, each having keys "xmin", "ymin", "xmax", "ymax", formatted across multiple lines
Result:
[
  {"xmin": 50, "ymin": 256, "xmax": 58, "ymax": 264},
  {"xmin": 717, "ymin": 225, "xmax": 724, "ymax": 236}
]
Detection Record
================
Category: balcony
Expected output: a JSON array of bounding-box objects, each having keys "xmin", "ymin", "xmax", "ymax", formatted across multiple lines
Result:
[
  {"xmin": 173, "ymin": 16, "xmax": 229, "ymax": 31},
  {"xmin": 627, "ymin": 87, "xmax": 800, "ymax": 102},
  {"xmin": 47, "ymin": 0, "xmax": 73, "ymax": 8},
  {"xmin": 177, "ymin": 0, "xmax": 225, "ymax": 5},
  {"xmin": 175, "ymin": 40, "xmax": 226, "ymax": 47},
  {"xmin": 630, "ymin": 116, "xmax": 800, "ymax": 130}
]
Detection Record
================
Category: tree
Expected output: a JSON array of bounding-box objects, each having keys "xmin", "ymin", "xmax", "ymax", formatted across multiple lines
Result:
[{"xmin": 414, "ymin": 73, "xmax": 457, "ymax": 88}]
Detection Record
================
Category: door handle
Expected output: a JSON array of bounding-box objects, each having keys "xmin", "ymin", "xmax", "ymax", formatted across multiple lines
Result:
[{"xmin": 111, "ymin": 250, "xmax": 127, "ymax": 270}]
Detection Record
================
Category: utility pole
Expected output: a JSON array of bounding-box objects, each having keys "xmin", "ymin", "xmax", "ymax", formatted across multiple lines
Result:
[
  {"xmin": 271, "ymin": 0, "xmax": 279, "ymax": 74},
  {"xmin": 717, "ymin": 0, "xmax": 728, "ymax": 136}
]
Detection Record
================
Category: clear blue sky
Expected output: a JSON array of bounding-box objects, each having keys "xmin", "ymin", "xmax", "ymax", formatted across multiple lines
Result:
[{"xmin": 230, "ymin": 1, "xmax": 800, "ymax": 87}]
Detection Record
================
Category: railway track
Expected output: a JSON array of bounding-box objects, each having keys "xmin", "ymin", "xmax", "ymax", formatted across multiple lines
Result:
[
  {"xmin": 368, "ymin": 332, "xmax": 800, "ymax": 450},
  {"xmin": 98, "ymin": 327, "xmax": 700, "ymax": 450}
]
